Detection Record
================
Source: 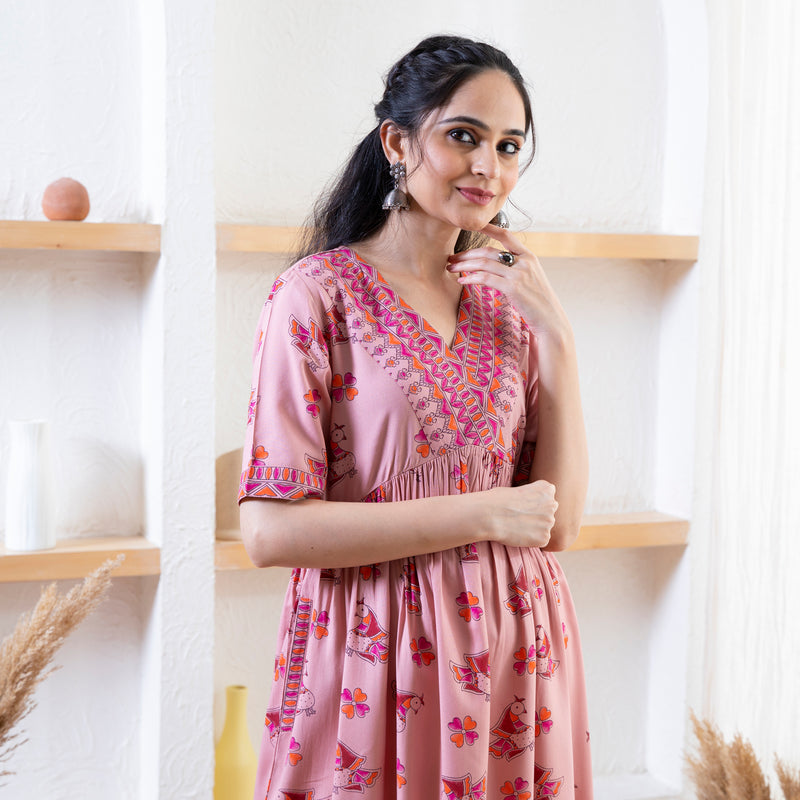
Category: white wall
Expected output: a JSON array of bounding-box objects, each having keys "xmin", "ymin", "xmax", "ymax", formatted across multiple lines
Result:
[
  {"xmin": 0, "ymin": 0, "xmax": 145, "ymax": 222},
  {"xmin": 214, "ymin": 0, "xmax": 666, "ymax": 231},
  {"xmin": 0, "ymin": 0, "xmax": 707, "ymax": 795}
]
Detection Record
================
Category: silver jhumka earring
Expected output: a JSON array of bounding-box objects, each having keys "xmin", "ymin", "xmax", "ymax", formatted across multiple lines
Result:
[
  {"xmin": 382, "ymin": 162, "xmax": 410, "ymax": 211},
  {"xmin": 489, "ymin": 208, "xmax": 510, "ymax": 228}
]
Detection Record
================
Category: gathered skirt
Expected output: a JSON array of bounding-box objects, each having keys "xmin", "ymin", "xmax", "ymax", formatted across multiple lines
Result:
[{"xmin": 254, "ymin": 540, "xmax": 592, "ymax": 800}]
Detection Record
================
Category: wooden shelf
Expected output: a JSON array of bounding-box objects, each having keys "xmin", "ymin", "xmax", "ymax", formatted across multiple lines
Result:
[
  {"xmin": 215, "ymin": 537, "xmax": 256, "ymax": 571},
  {"xmin": 213, "ymin": 511, "xmax": 688, "ymax": 570},
  {"xmin": 0, "ymin": 221, "xmax": 697, "ymax": 260},
  {"xmin": 0, "ymin": 220, "xmax": 161, "ymax": 252},
  {"xmin": 570, "ymin": 511, "xmax": 689, "ymax": 551},
  {"xmin": 0, "ymin": 536, "xmax": 161, "ymax": 582},
  {"xmin": 216, "ymin": 224, "xmax": 699, "ymax": 261}
]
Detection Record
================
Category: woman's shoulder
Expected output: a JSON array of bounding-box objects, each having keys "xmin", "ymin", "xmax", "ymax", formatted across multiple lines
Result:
[{"xmin": 277, "ymin": 247, "xmax": 361, "ymax": 290}]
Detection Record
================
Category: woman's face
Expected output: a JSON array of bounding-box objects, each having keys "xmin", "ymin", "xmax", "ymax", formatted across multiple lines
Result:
[{"xmin": 403, "ymin": 69, "xmax": 527, "ymax": 233}]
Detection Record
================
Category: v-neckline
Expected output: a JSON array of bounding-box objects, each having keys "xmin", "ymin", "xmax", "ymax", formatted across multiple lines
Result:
[{"xmin": 347, "ymin": 247, "xmax": 471, "ymax": 357}]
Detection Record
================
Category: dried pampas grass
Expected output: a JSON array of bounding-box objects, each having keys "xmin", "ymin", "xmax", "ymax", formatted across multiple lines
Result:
[
  {"xmin": 686, "ymin": 712, "xmax": 730, "ymax": 800},
  {"xmin": 687, "ymin": 711, "xmax": 800, "ymax": 800},
  {"xmin": 0, "ymin": 555, "xmax": 124, "ymax": 780},
  {"xmin": 775, "ymin": 760, "xmax": 800, "ymax": 800}
]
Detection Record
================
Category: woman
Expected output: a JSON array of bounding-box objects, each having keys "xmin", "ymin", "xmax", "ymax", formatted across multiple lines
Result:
[{"xmin": 240, "ymin": 34, "xmax": 592, "ymax": 800}]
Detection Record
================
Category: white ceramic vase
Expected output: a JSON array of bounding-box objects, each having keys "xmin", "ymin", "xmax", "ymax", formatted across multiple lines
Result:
[{"xmin": 4, "ymin": 419, "xmax": 55, "ymax": 551}]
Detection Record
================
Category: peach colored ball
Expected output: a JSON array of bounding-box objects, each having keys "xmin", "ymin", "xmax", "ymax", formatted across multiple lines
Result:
[{"xmin": 42, "ymin": 178, "xmax": 90, "ymax": 221}]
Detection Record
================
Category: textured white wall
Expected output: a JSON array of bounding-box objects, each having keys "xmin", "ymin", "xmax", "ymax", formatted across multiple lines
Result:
[
  {"xmin": 214, "ymin": 0, "xmax": 666, "ymax": 232},
  {"xmin": 0, "ymin": 252, "xmax": 145, "ymax": 539},
  {"xmin": 0, "ymin": 577, "xmax": 155, "ymax": 798},
  {"xmin": 0, "ymin": 0, "xmax": 145, "ymax": 221}
]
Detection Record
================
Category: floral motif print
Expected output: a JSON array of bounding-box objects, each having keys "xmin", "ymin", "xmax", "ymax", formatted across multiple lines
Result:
[
  {"xmin": 304, "ymin": 388, "xmax": 322, "ymax": 417},
  {"xmin": 311, "ymin": 609, "xmax": 329, "ymax": 640},
  {"xmin": 341, "ymin": 688, "xmax": 370, "ymax": 719},
  {"xmin": 287, "ymin": 736, "xmax": 303, "ymax": 766},
  {"xmin": 512, "ymin": 645, "xmax": 537, "ymax": 676},
  {"xmin": 332, "ymin": 372, "xmax": 358, "ymax": 402},
  {"xmin": 396, "ymin": 758, "xmax": 407, "ymax": 789},
  {"xmin": 409, "ymin": 636, "xmax": 435, "ymax": 667},
  {"xmin": 274, "ymin": 652, "xmax": 286, "ymax": 682},
  {"xmin": 456, "ymin": 591, "xmax": 484, "ymax": 622},
  {"xmin": 448, "ymin": 715, "xmax": 479, "ymax": 747},
  {"xmin": 534, "ymin": 707, "xmax": 553, "ymax": 737},
  {"xmin": 414, "ymin": 428, "xmax": 431, "ymax": 457},
  {"xmin": 501, "ymin": 777, "xmax": 532, "ymax": 800},
  {"xmin": 452, "ymin": 461, "xmax": 470, "ymax": 493}
]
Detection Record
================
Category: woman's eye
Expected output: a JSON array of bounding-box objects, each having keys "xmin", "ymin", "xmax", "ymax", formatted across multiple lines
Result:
[
  {"xmin": 499, "ymin": 141, "xmax": 521, "ymax": 155},
  {"xmin": 449, "ymin": 129, "xmax": 476, "ymax": 145}
]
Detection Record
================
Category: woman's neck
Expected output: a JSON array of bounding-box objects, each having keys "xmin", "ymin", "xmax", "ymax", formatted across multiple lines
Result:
[{"xmin": 353, "ymin": 212, "xmax": 461, "ymax": 284}]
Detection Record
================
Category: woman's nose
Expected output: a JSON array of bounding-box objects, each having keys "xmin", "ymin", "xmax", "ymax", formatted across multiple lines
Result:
[{"xmin": 471, "ymin": 144, "xmax": 500, "ymax": 179}]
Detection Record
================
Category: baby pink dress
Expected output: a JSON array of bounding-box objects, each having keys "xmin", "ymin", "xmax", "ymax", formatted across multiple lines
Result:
[{"xmin": 239, "ymin": 248, "xmax": 592, "ymax": 800}]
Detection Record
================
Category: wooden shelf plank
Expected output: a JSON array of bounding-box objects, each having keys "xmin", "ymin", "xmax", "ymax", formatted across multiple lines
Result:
[
  {"xmin": 516, "ymin": 232, "xmax": 699, "ymax": 261},
  {"xmin": 570, "ymin": 511, "xmax": 689, "ymax": 551},
  {"xmin": 214, "ymin": 512, "xmax": 688, "ymax": 570},
  {"xmin": 0, "ymin": 536, "xmax": 161, "ymax": 582},
  {"xmin": 0, "ymin": 221, "xmax": 161, "ymax": 252},
  {"xmin": 215, "ymin": 538, "xmax": 256, "ymax": 571},
  {"xmin": 216, "ymin": 224, "xmax": 298, "ymax": 254},
  {"xmin": 216, "ymin": 224, "xmax": 699, "ymax": 261}
]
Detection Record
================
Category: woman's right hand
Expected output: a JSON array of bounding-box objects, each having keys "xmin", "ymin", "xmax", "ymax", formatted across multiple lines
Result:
[{"xmin": 483, "ymin": 480, "xmax": 558, "ymax": 549}]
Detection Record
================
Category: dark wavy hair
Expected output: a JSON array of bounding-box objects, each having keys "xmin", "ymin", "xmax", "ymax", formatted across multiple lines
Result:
[{"xmin": 296, "ymin": 35, "xmax": 535, "ymax": 260}]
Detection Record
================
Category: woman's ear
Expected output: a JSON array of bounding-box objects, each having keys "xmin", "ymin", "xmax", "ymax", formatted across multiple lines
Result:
[{"xmin": 379, "ymin": 120, "xmax": 407, "ymax": 164}]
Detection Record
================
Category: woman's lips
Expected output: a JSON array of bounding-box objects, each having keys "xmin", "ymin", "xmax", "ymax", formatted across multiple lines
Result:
[{"xmin": 457, "ymin": 188, "xmax": 495, "ymax": 206}]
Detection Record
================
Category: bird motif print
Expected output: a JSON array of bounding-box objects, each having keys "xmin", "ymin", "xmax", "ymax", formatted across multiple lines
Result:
[
  {"xmin": 345, "ymin": 600, "xmax": 389, "ymax": 665},
  {"xmin": 288, "ymin": 315, "xmax": 327, "ymax": 372},
  {"xmin": 535, "ymin": 625, "xmax": 560, "ymax": 680},
  {"xmin": 395, "ymin": 688, "xmax": 424, "ymax": 732},
  {"xmin": 488, "ymin": 697, "xmax": 536, "ymax": 761},
  {"xmin": 333, "ymin": 741, "xmax": 381, "ymax": 793},
  {"xmin": 450, "ymin": 650, "xmax": 491, "ymax": 699},
  {"xmin": 441, "ymin": 772, "xmax": 487, "ymax": 800},
  {"xmin": 329, "ymin": 423, "xmax": 357, "ymax": 486}
]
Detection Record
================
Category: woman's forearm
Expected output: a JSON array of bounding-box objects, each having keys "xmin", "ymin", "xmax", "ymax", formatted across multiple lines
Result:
[
  {"xmin": 530, "ymin": 328, "xmax": 589, "ymax": 551},
  {"xmin": 240, "ymin": 492, "xmax": 492, "ymax": 568},
  {"xmin": 240, "ymin": 476, "xmax": 561, "ymax": 569}
]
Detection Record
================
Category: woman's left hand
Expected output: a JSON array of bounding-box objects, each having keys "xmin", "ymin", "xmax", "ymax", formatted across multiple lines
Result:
[{"xmin": 446, "ymin": 223, "xmax": 569, "ymax": 341}]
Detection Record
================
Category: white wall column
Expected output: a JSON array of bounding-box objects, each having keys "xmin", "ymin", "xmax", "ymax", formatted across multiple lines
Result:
[{"xmin": 140, "ymin": 0, "xmax": 216, "ymax": 796}]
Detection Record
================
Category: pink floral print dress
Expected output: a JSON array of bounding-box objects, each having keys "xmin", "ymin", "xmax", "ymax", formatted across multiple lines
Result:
[{"xmin": 239, "ymin": 248, "xmax": 592, "ymax": 800}]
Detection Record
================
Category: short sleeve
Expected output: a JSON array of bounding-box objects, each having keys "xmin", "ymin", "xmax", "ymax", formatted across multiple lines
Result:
[
  {"xmin": 513, "ymin": 326, "xmax": 539, "ymax": 485},
  {"xmin": 238, "ymin": 269, "xmax": 332, "ymax": 503}
]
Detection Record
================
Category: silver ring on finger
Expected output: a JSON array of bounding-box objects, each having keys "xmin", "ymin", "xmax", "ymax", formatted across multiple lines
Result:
[{"xmin": 497, "ymin": 250, "xmax": 516, "ymax": 267}]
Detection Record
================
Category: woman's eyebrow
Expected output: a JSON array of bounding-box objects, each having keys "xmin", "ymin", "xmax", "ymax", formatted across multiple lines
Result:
[{"xmin": 438, "ymin": 115, "xmax": 525, "ymax": 138}]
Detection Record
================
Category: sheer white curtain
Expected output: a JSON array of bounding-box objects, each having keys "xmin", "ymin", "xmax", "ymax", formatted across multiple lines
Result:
[{"xmin": 692, "ymin": 0, "xmax": 800, "ymax": 770}]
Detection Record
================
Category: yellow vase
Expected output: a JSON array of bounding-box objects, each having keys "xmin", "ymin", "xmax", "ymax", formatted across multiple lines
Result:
[{"xmin": 214, "ymin": 685, "xmax": 257, "ymax": 800}]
